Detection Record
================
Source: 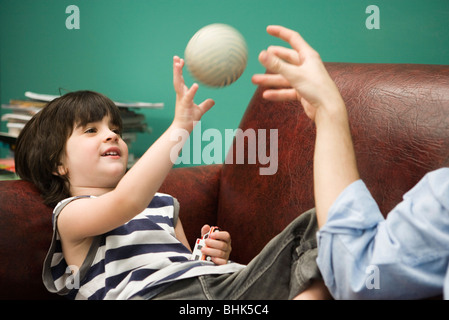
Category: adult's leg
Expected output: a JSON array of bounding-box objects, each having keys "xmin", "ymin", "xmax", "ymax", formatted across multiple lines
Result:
[{"xmin": 202, "ymin": 209, "xmax": 325, "ymax": 299}]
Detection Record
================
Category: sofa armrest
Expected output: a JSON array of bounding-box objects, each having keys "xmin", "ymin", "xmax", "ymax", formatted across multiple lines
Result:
[
  {"xmin": 158, "ymin": 164, "xmax": 222, "ymax": 247},
  {"xmin": 0, "ymin": 180, "xmax": 58, "ymax": 299}
]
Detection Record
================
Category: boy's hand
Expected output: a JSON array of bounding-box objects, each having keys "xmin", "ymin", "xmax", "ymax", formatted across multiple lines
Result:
[
  {"xmin": 251, "ymin": 25, "xmax": 344, "ymax": 122},
  {"xmin": 200, "ymin": 225, "xmax": 232, "ymax": 265},
  {"xmin": 172, "ymin": 56, "xmax": 215, "ymax": 132}
]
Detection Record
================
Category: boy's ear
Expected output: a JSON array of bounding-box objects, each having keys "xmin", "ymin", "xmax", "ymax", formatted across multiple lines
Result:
[{"xmin": 53, "ymin": 163, "xmax": 68, "ymax": 176}]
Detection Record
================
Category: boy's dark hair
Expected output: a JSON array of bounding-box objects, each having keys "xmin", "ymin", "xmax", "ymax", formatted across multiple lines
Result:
[{"xmin": 15, "ymin": 90, "xmax": 123, "ymax": 207}]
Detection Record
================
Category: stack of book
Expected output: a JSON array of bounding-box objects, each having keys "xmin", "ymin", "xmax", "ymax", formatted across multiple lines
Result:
[
  {"xmin": 0, "ymin": 97, "xmax": 44, "ymax": 138},
  {"xmin": 0, "ymin": 91, "xmax": 163, "ymax": 167},
  {"xmin": 0, "ymin": 158, "xmax": 17, "ymax": 179}
]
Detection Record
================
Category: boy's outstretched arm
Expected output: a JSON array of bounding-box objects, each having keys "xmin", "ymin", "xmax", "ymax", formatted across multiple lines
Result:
[
  {"xmin": 59, "ymin": 57, "xmax": 214, "ymax": 240},
  {"xmin": 109, "ymin": 57, "xmax": 214, "ymax": 231},
  {"xmin": 252, "ymin": 25, "xmax": 359, "ymax": 227},
  {"xmin": 121, "ymin": 56, "xmax": 214, "ymax": 211}
]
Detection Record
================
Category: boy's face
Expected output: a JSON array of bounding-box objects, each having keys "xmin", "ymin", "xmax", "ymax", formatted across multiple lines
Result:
[{"xmin": 59, "ymin": 115, "xmax": 129, "ymax": 195}]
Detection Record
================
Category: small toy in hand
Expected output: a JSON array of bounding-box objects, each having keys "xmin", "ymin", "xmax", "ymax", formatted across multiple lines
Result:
[{"xmin": 190, "ymin": 226, "xmax": 221, "ymax": 261}]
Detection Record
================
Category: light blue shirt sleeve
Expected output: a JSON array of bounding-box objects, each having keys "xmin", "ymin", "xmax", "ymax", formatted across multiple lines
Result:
[{"xmin": 317, "ymin": 168, "xmax": 449, "ymax": 300}]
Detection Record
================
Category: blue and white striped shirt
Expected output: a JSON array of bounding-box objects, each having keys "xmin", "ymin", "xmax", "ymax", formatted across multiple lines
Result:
[{"xmin": 42, "ymin": 193, "xmax": 244, "ymax": 300}]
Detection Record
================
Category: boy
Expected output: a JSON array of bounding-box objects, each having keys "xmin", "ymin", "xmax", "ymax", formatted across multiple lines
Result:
[{"xmin": 16, "ymin": 51, "xmax": 328, "ymax": 299}]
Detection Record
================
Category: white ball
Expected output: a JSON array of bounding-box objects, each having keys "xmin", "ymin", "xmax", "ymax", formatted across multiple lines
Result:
[{"xmin": 184, "ymin": 24, "xmax": 248, "ymax": 88}]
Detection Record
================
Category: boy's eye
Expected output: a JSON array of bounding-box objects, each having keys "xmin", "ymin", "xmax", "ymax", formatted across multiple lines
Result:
[{"xmin": 84, "ymin": 128, "xmax": 97, "ymax": 134}]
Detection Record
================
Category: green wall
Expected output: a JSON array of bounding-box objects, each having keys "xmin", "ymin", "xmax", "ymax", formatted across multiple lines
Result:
[{"xmin": 1, "ymin": 0, "xmax": 449, "ymax": 165}]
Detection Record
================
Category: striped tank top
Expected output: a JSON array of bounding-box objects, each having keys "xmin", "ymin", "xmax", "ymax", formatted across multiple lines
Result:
[{"xmin": 42, "ymin": 193, "xmax": 244, "ymax": 299}]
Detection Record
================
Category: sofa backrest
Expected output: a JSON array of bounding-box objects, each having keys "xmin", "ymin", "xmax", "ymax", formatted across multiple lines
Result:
[{"xmin": 218, "ymin": 63, "xmax": 449, "ymax": 264}]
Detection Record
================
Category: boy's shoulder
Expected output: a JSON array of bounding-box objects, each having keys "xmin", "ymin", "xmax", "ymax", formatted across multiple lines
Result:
[{"xmin": 52, "ymin": 195, "xmax": 95, "ymax": 226}]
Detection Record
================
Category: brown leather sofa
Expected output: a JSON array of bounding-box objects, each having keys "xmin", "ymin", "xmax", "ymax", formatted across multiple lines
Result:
[{"xmin": 1, "ymin": 63, "xmax": 448, "ymax": 299}]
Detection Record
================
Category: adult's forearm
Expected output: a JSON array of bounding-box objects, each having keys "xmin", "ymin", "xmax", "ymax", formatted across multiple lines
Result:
[{"xmin": 313, "ymin": 102, "xmax": 360, "ymax": 228}]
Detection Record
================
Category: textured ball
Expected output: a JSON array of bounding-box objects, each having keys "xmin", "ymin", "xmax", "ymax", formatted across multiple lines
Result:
[{"xmin": 184, "ymin": 24, "xmax": 248, "ymax": 88}]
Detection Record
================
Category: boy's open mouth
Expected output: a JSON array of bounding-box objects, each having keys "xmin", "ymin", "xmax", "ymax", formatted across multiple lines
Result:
[{"xmin": 101, "ymin": 147, "xmax": 121, "ymax": 157}]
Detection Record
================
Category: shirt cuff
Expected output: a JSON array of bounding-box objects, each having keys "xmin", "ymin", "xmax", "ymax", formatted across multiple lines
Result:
[{"xmin": 319, "ymin": 179, "xmax": 384, "ymax": 235}]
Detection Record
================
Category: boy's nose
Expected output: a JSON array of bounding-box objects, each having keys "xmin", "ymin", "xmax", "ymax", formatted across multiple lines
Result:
[{"xmin": 104, "ymin": 129, "xmax": 119, "ymax": 142}]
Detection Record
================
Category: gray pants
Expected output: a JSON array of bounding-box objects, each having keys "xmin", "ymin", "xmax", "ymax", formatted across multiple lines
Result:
[{"xmin": 151, "ymin": 209, "xmax": 321, "ymax": 300}]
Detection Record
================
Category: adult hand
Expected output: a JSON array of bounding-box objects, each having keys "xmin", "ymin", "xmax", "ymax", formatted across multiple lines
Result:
[{"xmin": 252, "ymin": 25, "xmax": 343, "ymax": 122}]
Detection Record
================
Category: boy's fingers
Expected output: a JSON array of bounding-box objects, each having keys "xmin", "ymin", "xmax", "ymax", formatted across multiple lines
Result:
[
  {"xmin": 201, "ymin": 225, "xmax": 210, "ymax": 237},
  {"xmin": 209, "ymin": 230, "xmax": 231, "ymax": 243},
  {"xmin": 204, "ymin": 239, "xmax": 228, "ymax": 251},
  {"xmin": 198, "ymin": 98, "xmax": 215, "ymax": 115},
  {"xmin": 203, "ymin": 242, "xmax": 231, "ymax": 263},
  {"xmin": 211, "ymin": 257, "xmax": 228, "ymax": 265},
  {"xmin": 173, "ymin": 56, "xmax": 185, "ymax": 94},
  {"xmin": 201, "ymin": 245, "xmax": 228, "ymax": 265},
  {"xmin": 184, "ymin": 83, "xmax": 199, "ymax": 103}
]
